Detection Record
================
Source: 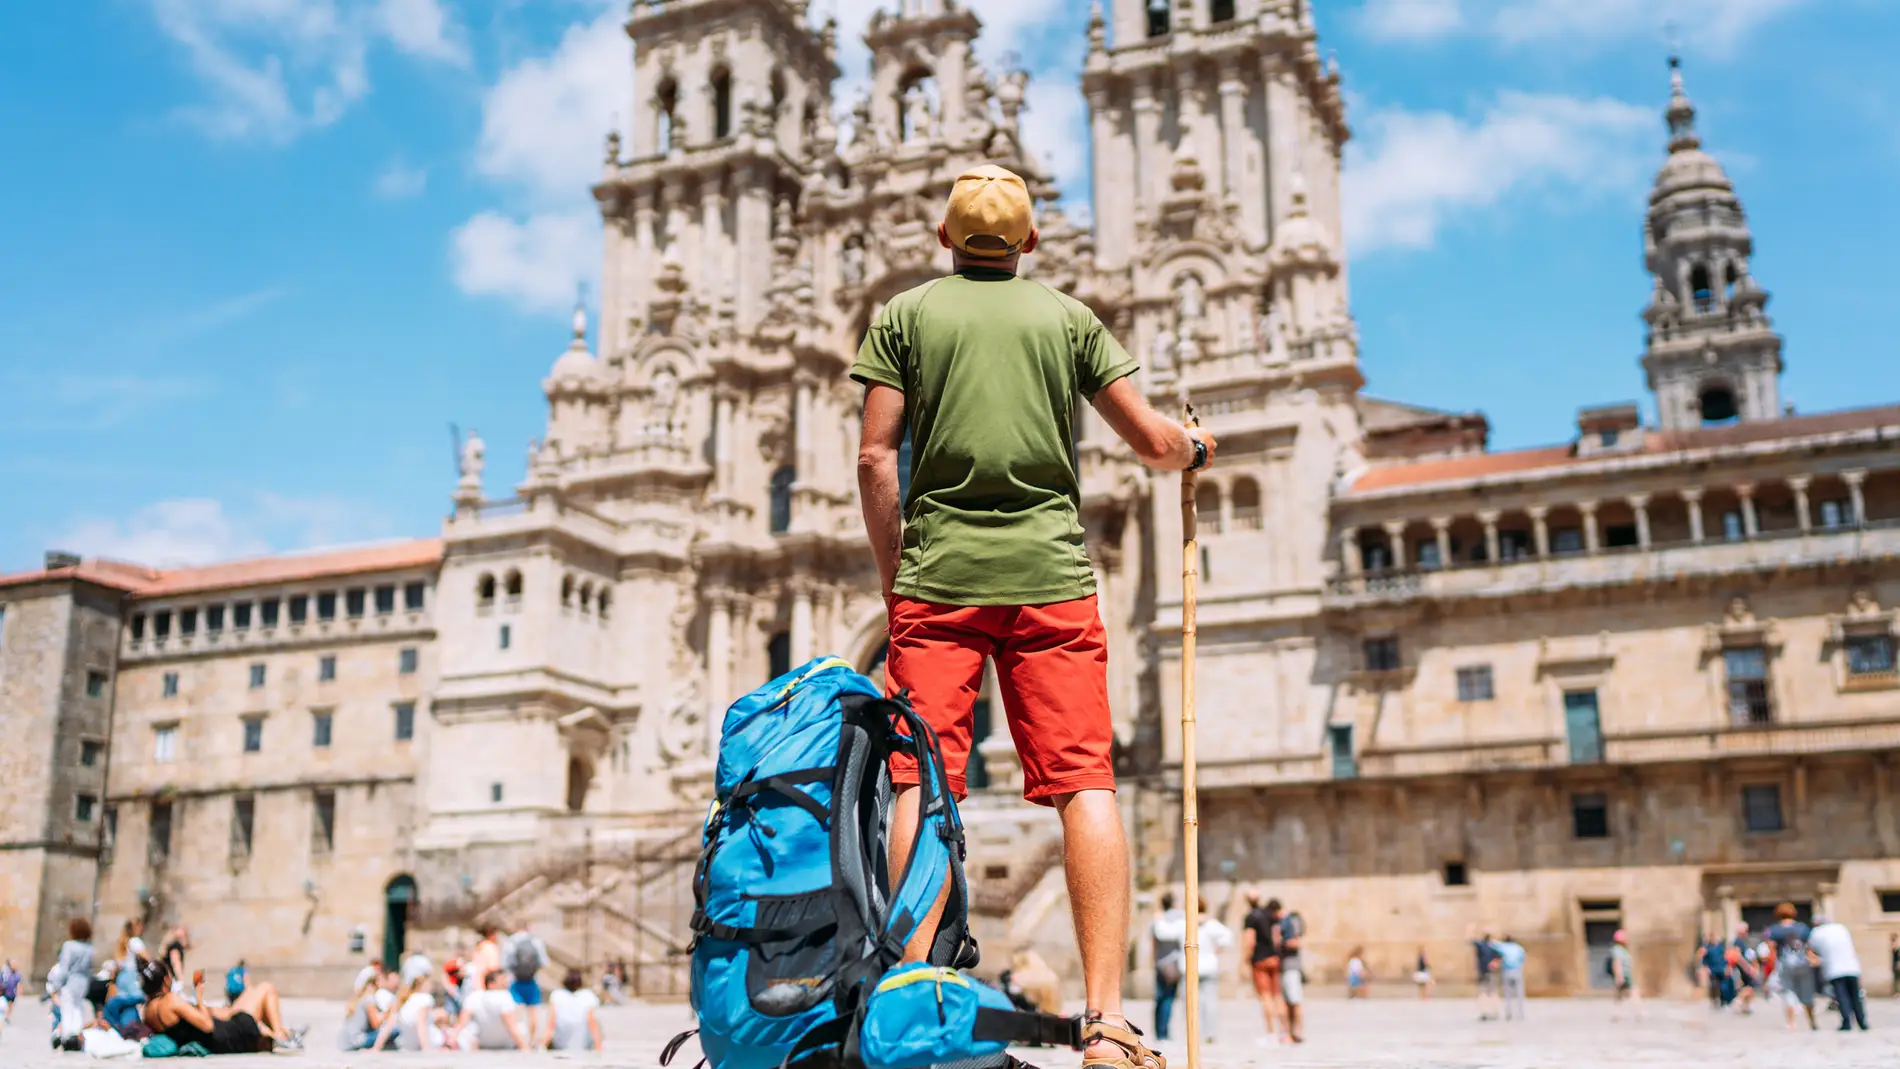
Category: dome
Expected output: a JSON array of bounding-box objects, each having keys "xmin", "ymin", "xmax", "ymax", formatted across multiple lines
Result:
[
  {"xmin": 546, "ymin": 303, "xmax": 603, "ymax": 391},
  {"xmin": 1652, "ymin": 148, "xmax": 1733, "ymax": 199}
]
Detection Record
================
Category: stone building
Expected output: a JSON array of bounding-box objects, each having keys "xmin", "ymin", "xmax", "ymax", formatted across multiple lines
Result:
[{"xmin": 4, "ymin": 0, "xmax": 1898, "ymax": 997}]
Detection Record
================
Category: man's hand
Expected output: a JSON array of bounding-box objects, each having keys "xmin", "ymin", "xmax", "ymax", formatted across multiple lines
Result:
[{"xmin": 1090, "ymin": 378, "xmax": 1218, "ymax": 471}]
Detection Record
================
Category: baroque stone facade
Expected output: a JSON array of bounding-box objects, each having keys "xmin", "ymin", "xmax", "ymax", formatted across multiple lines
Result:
[{"xmin": 4, "ymin": 0, "xmax": 1899, "ymax": 998}]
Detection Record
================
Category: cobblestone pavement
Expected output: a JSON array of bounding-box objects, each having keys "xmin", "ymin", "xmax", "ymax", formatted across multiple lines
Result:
[{"xmin": 4, "ymin": 993, "xmax": 1897, "ymax": 1068}]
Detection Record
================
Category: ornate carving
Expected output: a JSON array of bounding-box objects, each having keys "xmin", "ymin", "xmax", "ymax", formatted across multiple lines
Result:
[{"xmin": 656, "ymin": 675, "xmax": 705, "ymax": 763}]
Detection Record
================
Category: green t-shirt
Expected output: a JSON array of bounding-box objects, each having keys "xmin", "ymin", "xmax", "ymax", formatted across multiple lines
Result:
[{"xmin": 850, "ymin": 267, "xmax": 1139, "ymax": 606}]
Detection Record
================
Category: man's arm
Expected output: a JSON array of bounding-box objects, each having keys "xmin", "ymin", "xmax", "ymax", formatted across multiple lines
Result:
[
  {"xmin": 1089, "ymin": 377, "xmax": 1216, "ymax": 471},
  {"xmin": 502, "ymin": 1006, "xmax": 531, "ymax": 1051},
  {"xmin": 857, "ymin": 384, "xmax": 906, "ymax": 597}
]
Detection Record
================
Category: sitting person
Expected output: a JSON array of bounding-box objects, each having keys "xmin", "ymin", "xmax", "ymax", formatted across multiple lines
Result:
[
  {"xmin": 102, "ymin": 954, "xmax": 147, "ymax": 1035},
  {"xmin": 338, "ymin": 969, "xmax": 397, "ymax": 1051},
  {"xmin": 374, "ymin": 975, "xmax": 454, "ymax": 1052},
  {"xmin": 456, "ymin": 969, "xmax": 533, "ymax": 1051},
  {"xmin": 548, "ymin": 970, "xmax": 603, "ymax": 1051},
  {"xmin": 139, "ymin": 958, "xmax": 303, "ymax": 1053}
]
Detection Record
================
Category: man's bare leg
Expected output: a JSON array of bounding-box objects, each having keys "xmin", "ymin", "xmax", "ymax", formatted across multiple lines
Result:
[
  {"xmin": 1051, "ymin": 789, "xmax": 1131, "ymax": 1060},
  {"xmin": 889, "ymin": 785, "xmax": 951, "ymax": 962}
]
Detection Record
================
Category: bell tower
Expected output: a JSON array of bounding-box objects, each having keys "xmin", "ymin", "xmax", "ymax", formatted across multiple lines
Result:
[{"xmin": 1641, "ymin": 57, "xmax": 1783, "ymax": 430}]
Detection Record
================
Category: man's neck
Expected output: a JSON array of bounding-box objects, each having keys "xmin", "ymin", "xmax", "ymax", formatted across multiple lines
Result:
[{"xmin": 952, "ymin": 253, "xmax": 1019, "ymax": 275}]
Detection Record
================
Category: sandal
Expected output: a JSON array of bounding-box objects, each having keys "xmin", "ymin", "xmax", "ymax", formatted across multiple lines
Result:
[{"xmin": 1081, "ymin": 1012, "xmax": 1166, "ymax": 1069}]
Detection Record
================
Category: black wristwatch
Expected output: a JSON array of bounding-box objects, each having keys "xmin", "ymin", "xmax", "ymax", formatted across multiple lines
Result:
[{"xmin": 1187, "ymin": 437, "xmax": 1208, "ymax": 472}]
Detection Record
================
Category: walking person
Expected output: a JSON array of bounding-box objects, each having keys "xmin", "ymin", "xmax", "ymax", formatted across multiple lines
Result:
[
  {"xmin": 1609, "ymin": 930, "xmax": 1642, "ymax": 1020},
  {"xmin": 1765, "ymin": 903, "xmax": 1818, "ymax": 1030},
  {"xmin": 1472, "ymin": 932, "xmax": 1501, "ymax": 1021},
  {"xmin": 1494, "ymin": 935, "xmax": 1527, "ymax": 1020},
  {"xmin": 0, "ymin": 958, "xmax": 20, "ymax": 1030},
  {"xmin": 54, "ymin": 918, "xmax": 96, "ymax": 1040},
  {"xmin": 1888, "ymin": 933, "xmax": 1898, "ymax": 999},
  {"xmin": 1149, "ymin": 893, "xmax": 1185, "ymax": 1042},
  {"xmin": 1412, "ymin": 947, "xmax": 1434, "ymax": 999},
  {"xmin": 503, "ymin": 926, "xmax": 550, "ymax": 1044},
  {"xmin": 1345, "ymin": 948, "xmax": 1369, "ymax": 1000},
  {"xmin": 1809, "ymin": 915, "xmax": 1869, "ymax": 1031},
  {"xmin": 1239, "ymin": 894, "xmax": 1286, "ymax": 1043},
  {"xmin": 1725, "ymin": 924, "xmax": 1760, "ymax": 1015},
  {"xmin": 854, "ymin": 162, "xmax": 1215, "ymax": 1069},
  {"xmin": 1278, "ymin": 906, "xmax": 1307, "ymax": 1044},
  {"xmin": 1195, "ymin": 900, "xmax": 1235, "ymax": 1045}
]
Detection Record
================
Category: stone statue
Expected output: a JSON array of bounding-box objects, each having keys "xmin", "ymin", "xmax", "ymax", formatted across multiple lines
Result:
[
  {"xmin": 650, "ymin": 368, "xmax": 680, "ymax": 435},
  {"xmin": 1150, "ymin": 326, "xmax": 1177, "ymax": 375},
  {"xmin": 1173, "ymin": 272, "xmax": 1206, "ymax": 325},
  {"xmin": 902, "ymin": 82, "xmax": 935, "ymax": 142},
  {"xmin": 657, "ymin": 675, "xmax": 705, "ymax": 762},
  {"xmin": 841, "ymin": 237, "xmax": 866, "ymax": 286},
  {"xmin": 459, "ymin": 429, "xmax": 485, "ymax": 486}
]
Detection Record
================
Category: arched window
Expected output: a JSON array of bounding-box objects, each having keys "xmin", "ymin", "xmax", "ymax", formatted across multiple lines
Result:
[
  {"xmin": 768, "ymin": 631, "xmax": 792, "ymax": 681},
  {"xmin": 578, "ymin": 582, "xmax": 594, "ymax": 614},
  {"xmin": 1689, "ymin": 263, "xmax": 1714, "ymax": 313},
  {"xmin": 1231, "ymin": 477, "xmax": 1262, "ymax": 530},
  {"xmin": 1211, "ymin": 0, "xmax": 1236, "ymax": 22},
  {"xmin": 656, "ymin": 76, "xmax": 679, "ymax": 152},
  {"xmin": 477, "ymin": 573, "xmax": 496, "ymax": 607},
  {"xmin": 1147, "ymin": 0, "xmax": 1170, "ymax": 37},
  {"xmin": 711, "ymin": 67, "xmax": 733, "ymax": 140},
  {"xmin": 504, "ymin": 569, "xmax": 523, "ymax": 601},
  {"xmin": 560, "ymin": 574, "xmax": 575, "ymax": 608},
  {"xmin": 1196, "ymin": 481, "xmax": 1223, "ymax": 535},
  {"xmin": 895, "ymin": 69, "xmax": 937, "ymax": 143},
  {"xmin": 597, "ymin": 588, "xmax": 612, "ymax": 620},
  {"xmin": 565, "ymin": 756, "xmax": 592, "ymax": 813},
  {"xmin": 1725, "ymin": 261, "xmax": 1741, "ymax": 300},
  {"xmin": 769, "ymin": 466, "xmax": 796, "ymax": 534},
  {"xmin": 1699, "ymin": 384, "xmax": 1740, "ymax": 425}
]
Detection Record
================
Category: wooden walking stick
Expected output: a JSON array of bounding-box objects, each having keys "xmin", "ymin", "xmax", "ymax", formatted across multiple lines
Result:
[{"xmin": 1178, "ymin": 402, "xmax": 1203, "ymax": 1069}]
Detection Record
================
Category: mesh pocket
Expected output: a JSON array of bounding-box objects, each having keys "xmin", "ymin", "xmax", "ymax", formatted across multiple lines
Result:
[{"xmin": 745, "ymin": 891, "xmax": 841, "ymax": 1017}]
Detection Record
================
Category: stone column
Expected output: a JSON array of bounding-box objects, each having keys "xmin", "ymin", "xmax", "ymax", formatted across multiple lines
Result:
[
  {"xmin": 1478, "ymin": 511, "xmax": 1501, "ymax": 564},
  {"xmin": 790, "ymin": 582, "xmax": 815, "ymax": 666},
  {"xmin": 631, "ymin": 190, "xmax": 657, "ymax": 329},
  {"xmin": 1381, "ymin": 520, "xmax": 1407, "ymax": 570},
  {"xmin": 1578, "ymin": 500, "xmax": 1600, "ymax": 554},
  {"xmin": 707, "ymin": 592, "xmax": 733, "ymax": 723},
  {"xmin": 793, "ymin": 375, "xmax": 815, "ymax": 480},
  {"xmin": 1527, "ymin": 506, "xmax": 1551, "ymax": 558},
  {"xmin": 1088, "ymin": 86, "xmax": 1117, "ymax": 258},
  {"xmin": 662, "ymin": 179, "xmax": 690, "ymax": 272},
  {"xmin": 1131, "ymin": 84, "xmax": 1162, "ymax": 206},
  {"xmin": 1340, "ymin": 527, "xmax": 1362, "ymax": 577},
  {"xmin": 1844, "ymin": 469, "xmax": 1868, "ymax": 527},
  {"xmin": 600, "ymin": 215, "xmax": 626, "ymax": 356},
  {"xmin": 1787, "ymin": 476, "xmax": 1812, "ymax": 533},
  {"xmin": 1217, "ymin": 65, "xmax": 1247, "ymax": 204},
  {"xmin": 1180, "ymin": 66, "xmax": 1220, "ymax": 199},
  {"xmin": 1683, "ymin": 488, "xmax": 1706, "ymax": 543},
  {"xmin": 736, "ymin": 164, "xmax": 772, "ymax": 326},
  {"xmin": 1430, "ymin": 516, "xmax": 1452, "ymax": 571},
  {"xmin": 1735, "ymin": 483, "xmax": 1759, "ymax": 538},
  {"xmin": 1628, "ymin": 493, "xmax": 1653, "ymax": 549},
  {"xmin": 701, "ymin": 170, "xmax": 726, "ymax": 299}
]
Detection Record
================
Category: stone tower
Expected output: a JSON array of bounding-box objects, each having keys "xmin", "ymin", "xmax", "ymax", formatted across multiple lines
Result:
[{"xmin": 1642, "ymin": 57, "xmax": 1783, "ymax": 430}]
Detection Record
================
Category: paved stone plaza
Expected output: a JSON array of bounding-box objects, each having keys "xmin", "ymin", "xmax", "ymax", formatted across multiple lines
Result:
[{"xmin": 4, "ymin": 993, "xmax": 1897, "ymax": 1068}]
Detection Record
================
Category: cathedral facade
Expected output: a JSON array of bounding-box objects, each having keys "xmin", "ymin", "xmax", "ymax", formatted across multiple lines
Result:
[{"xmin": 4, "ymin": 0, "xmax": 1899, "ymax": 998}]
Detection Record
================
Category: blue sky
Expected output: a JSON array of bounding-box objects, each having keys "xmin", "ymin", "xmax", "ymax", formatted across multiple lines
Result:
[{"xmin": 3, "ymin": 0, "xmax": 1897, "ymax": 570}]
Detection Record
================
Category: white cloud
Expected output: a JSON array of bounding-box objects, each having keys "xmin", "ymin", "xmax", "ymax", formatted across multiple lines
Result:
[
  {"xmin": 1343, "ymin": 91, "xmax": 1652, "ymax": 254},
  {"xmin": 473, "ymin": 11, "xmax": 631, "ymax": 202},
  {"xmin": 1357, "ymin": 0, "xmax": 1814, "ymax": 51},
  {"xmin": 452, "ymin": 210, "xmax": 599, "ymax": 314},
  {"xmin": 151, "ymin": 0, "xmax": 464, "ymax": 141},
  {"xmin": 374, "ymin": 160, "xmax": 428, "ymax": 198},
  {"xmin": 58, "ymin": 494, "xmax": 392, "ymax": 567}
]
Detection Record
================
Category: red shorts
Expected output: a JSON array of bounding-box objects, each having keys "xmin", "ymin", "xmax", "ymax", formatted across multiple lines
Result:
[{"xmin": 885, "ymin": 595, "xmax": 1117, "ymax": 806}]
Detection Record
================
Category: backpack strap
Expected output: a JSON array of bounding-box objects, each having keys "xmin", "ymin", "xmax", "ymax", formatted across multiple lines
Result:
[
  {"xmin": 728, "ymin": 767, "xmax": 837, "ymax": 827},
  {"xmin": 972, "ymin": 1008, "xmax": 1087, "ymax": 1050}
]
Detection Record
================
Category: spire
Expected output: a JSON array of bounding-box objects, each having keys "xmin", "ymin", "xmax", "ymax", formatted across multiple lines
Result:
[
  {"xmin": 570, "ymin": 291, "xmax": 588, "ymax": 344},
  {"xmin": 1665, "ymin": 55, "xmax": 1700, "ymax": 153}
]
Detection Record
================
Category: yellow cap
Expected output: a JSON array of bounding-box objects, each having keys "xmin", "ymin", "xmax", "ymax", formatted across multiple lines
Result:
[{"xmin": 943, "ymin": 164, "xmax": 1034, "ymax": 258}]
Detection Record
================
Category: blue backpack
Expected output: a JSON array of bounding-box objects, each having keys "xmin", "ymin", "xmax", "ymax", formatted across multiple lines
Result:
[{"xmin": 662, "ymin": 656, "xmax": 1082, "ymax": 1069}]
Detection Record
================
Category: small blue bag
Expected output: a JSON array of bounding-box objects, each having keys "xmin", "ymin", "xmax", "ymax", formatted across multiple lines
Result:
[{"xmin": 858, "ymin": 965, "xmax": 1081, "ymax": 1069}]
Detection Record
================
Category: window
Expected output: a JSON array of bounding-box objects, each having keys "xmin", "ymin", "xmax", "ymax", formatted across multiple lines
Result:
[
  {"xmin": 1360, "ymin": 543, "xmax": 1391, "ymax": 572},
  {"xmin": 1564, "ymin": 689, "xmax": 1604, "ymax": 763},
  {"xmin": 1329, "ymin": 723, "xmax": 1356, "ymax": 779},
  {"xmin": 1699, "ymin": 385, "xmax": 1739, "ymax": 424},
  {"xmin": 207, "ymin": 604, "xmax": 224, "ymax": 632},
  {"xmin": 80, "ymin": 740, "xmax": 103, "ymax": 767},
  {"xmin": 498, "ymin": 624, "xmax": 512, "ymax": 650},
  {"xmin": 1690, "ymin": 263, "xmax": 1715, "ymax": 313},
  {"xmin": 1552, "ymin": 527, "xmax": 1584, "ymax": 555},
  {"xmin": 1195, "ymin": 483, "xmax": 1222, "ymax": 535},
  {"xmin": 231, "ymin": 795, "xmax": 255, "ymax": 860},
  {"xmin": 319, "ymin": 654, "xmax": 337, "ymax": 682},
  {"xmin": 598, "ymin": 588, "xmax": 612, "ymax": 619},
  {"xmin": 162, "ymin": 671, "xmax": 179, "ymax": 698},
  {"xmin": 1200, "ymin": 546, "xmax": 1212, "ymax": 584},
  {"xmin": 478, "ymin": 574, "xmax": 496, "ymax": 607},
  {"xmin": 1846, "ymin": 635, "xmax": 1896, "ymax": 676},
  {"xmin": 249, "ymin": 662, "xmax": 266, "ymax": 689},
  {"xmin": 316, "ymin": 591, "xmax": 337, "ymax": 621},
  {"xmin": 561, "ymin": 575, "xmax": 575, "ymax": 607},
  {"xmin": 154, "ymin": 610, "xmax": 172, "ymax": 639},
  {"xmin": 149, "ymin": 800, "xmax": 173, "ymax": 864},
  {"xmin": 769, "ymin": 466, "xmax": 796, "ymax": 534},
  {"xmin": 374, "ymin": 585, "xmax": 395, "ymax": 614},
  {"xmin": 1146, "ymin": 0, "xmax": 1169, "ymax": 37},
  {"xmin": 288, "ymin": 595, "xmax": 308, "ymax": 624},
  {"xmin": 1210, "ymin": 0, "xmax": 1235, "ymax": 22},
  {"xmin": 1231, "ymin": 478, "xmax": 1262, "ymax": 530},
  {"xmin": 1417, "ymin": 541, "xmax": 1442, "ymax": 570},
  {"xmin": 505, "ymin": 571, "xmax": 523, "ymax": 600},
  {"xmin": 1362, "ymin": 637, "xmax": 1400, "ymax": 672},
  {"xmin": 233, "ymin": 602, "xmax": 252, "ymax": 630},
  {"xmin": 1722, "ymin": 510, "xmax": 1745, "ymax": 541},
  {"xmin": 1878, "ymin": 890, "xmax": 1900, "ymax": 914},
  {"xmin": 768, "ymin": 632, "xmax": 792, "ymax": 680},
  {"xmin": 312, "ymin": 710, "xmax": 333, "ymax": 749},
  {"xmin": 154, "ymin": 725, "xmax": 178, "ymax": 763},
  {"xmin": 86, "ymin": 670, "xmax": 107, "ymax": 697},
  {"xmin": 1500, "ymin": 530, "xmax": 1532, "ymax": 561},
  {"xmin": 490, "ymin": 782, "xmax": 504, "ymax": 804},
  {"xmin": 261, "ymin": 597, "xmax": 281, "ymax": 628},
  {"xmin": 179, "ymin": 607, "xmax": 197, "ymax": 636},
  {"xmin": 394, "ymin": 702, "xmax": 415, "ymax": 742},
  {"xmin": 1572, "ymin": 793, "xmax": 1610, "ymax": 838},
  {"xmin": 1604, "ymin": 524, "xmax": 1639, "ymax": 549},
  {"xmin": 1724, "ymin": 647, "xmax": 1773, "ymax": 724},
  {"xmin": 1742, "ymin": 784, "xmax": 1784, "ymax": 833},
  {"xmin": 131, "ymin": 614, "xmax": 146, "ymax": 641},
  {"xmin": 404, "ymin": 581, "xmax": 426, "ymax": 611},
  {"xmin": 1442, "ymin": 860, "xmax": 1469, "ymax": 887},
  {"xmin": 1455, "ymin": 665, "xmax": 1494, "ymax": 702},
  {"xmin": 711, "ymin": 66, "xmax": 733, "ymax": 139},
  {"xmin": 312, "ymin": 790, "xmax": 336, "ymax": 855},
  {"xmin": 398, "ymin": 647, "xmax": 418, "ymax": 675},
  {"xmin": 345, "ymin": 588, "xmax": 366, "ymax": 618},
  {"xmin": 1818, "ymin": 499, "xmax": 1849, "ymax": 529},
  {"xmin": 1600, "ymin": 429, "xmax": 1620, "ymax": 448},
  {"xmin": 242, "ymin": 716, "xmax": 264, "ymax": 753},
  {"xmin": 75, "ymin": 793, "xmax": 96, "ymax": 822}
]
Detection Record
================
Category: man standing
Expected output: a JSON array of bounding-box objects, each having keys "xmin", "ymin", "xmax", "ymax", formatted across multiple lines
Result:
[
  {"xmin": 1472, "ymin": 933, "xmax": 1501, "ymax": 1021},
  {"xmin": 1239, "ymin": 894, "xmax": 1286, "ymax": 1044},
  {"xmin": 1494, "ymin": 935, "xmax": 1527, "ymax": 1021},
  {"xmin": 1277, "ymin": 907, "xmax": 1306, "ymax": 1044},
  {"xmin": 1148, "ymin": 894, "xmax": 1185, "ymax": 1042},
  {"xmin": 1809, "ymin": 915, "xmax": 1868, "ymax": 1031},
  {"xmin": 855, "ymin": 163, "xmax": 1215, "ymax": 1069},
  {"xmin": 1764, "ymin": 903, "xmax": 1817, "ymax": 1030},
  {"xmin": 1609, "ymin": 929, "xmax": 1641, "ymax": 1020}
]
